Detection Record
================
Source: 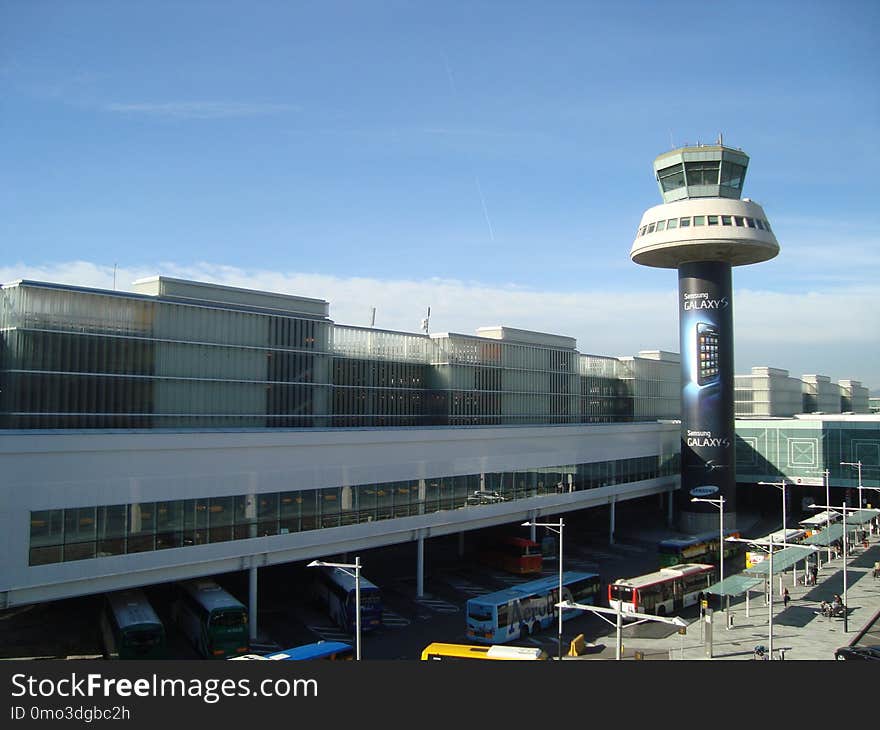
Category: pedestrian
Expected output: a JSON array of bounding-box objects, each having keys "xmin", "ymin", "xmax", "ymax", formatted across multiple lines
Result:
[
  {"xmin": 782, "ymin": 588, "xmax": 790, "ymax": 608},
  {"xmin": 809, "ymin": 564, "xmax": 818, "ymax": 586}
]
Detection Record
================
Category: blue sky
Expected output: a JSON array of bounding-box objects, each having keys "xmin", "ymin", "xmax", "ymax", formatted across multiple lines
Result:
[{"xmin": 3, "ymin": 1, "xmax": 879, "ymax": 391}]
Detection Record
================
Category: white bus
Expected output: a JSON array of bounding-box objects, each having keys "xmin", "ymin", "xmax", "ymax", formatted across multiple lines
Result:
[
  {"xmin": 745, "ymin": 528, "xmax": 806, "ymax": 568},
  {"xmin": 608, "ymin": 563, "xmax": 716, "ymax": 616}
]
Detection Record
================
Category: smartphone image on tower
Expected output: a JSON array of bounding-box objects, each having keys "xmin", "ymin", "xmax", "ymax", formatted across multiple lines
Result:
[{"xmin": 696, "ymin": 322, "xmax": 720, "ymax": 386}]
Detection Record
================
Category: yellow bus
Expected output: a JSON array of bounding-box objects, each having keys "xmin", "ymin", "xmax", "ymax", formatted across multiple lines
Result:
[{"xmin": 420, "ymin": 643, "xmax": 548, "ymax": 661}]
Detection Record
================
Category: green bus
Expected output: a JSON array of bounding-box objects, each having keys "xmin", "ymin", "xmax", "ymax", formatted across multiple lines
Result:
[
  {"xmin": 100, "ymin": 589, "xmax": 166, "ymax": 659},
  {"xmin": 173, "ymin": 579, "xmax": 249, "ymax": 659}
]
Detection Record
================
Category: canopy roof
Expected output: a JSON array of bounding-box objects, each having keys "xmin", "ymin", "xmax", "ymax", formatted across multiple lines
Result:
[
  {"xmin": 744, "ymin": 545, "xmax": 816, "ymax": 576},
  {"xmin": 803, "ymin": 523, "xmax": 844, "ymax": 546},
  {"xmin": 705, "ymin": 574, "xmax": 763, "ymax": 598}
]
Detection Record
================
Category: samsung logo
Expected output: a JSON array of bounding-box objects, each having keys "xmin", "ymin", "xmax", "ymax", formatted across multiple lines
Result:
[{"xmin": 690, "ymin": 486, "xmax": 720, "ymax": 497}]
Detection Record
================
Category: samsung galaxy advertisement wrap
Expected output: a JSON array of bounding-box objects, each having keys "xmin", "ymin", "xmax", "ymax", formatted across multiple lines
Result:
[{"xmin": 678, "ymin": 261, "xmax": 735, "ymax": 530}]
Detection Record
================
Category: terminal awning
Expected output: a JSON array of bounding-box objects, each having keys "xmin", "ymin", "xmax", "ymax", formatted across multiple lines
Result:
[
  {"xmin": 705, "ymin": 574, "xmax": 763, "ymax": 598},
  {"xmin": 745, "ymin": 546, "xmax": 815, "ymax": 576}
]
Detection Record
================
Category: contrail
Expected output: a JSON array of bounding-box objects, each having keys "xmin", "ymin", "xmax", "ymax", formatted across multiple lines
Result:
[
  {"xmin": 474, "ymin": 175, "xmax": 496, "ymax": 242},
  {"xmin": 442, "ymin": 52, "xmax": 496, "ymax": 243}
]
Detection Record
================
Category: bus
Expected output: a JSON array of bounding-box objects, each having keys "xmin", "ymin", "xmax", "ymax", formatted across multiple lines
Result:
[
  {"xmin": 745, "ymin": 528, "xmax": 806, "ymax": 568},
  {"xmin": 465, "ymin": 571, "xmax": 601, "ymax": 644},
  {"xmin": 230, "ymin": 641, "xmax": 353, "ymax": 661},
  {"xmin": 608, "ymin": 563, "xmax": 716, "ymax": 616},
  {"xmin": 420, "ymin": 643, "xmax": 548, "ymax": 660},
  {"xmin": 99, "ymin": 589, "xmax": 166, "ymax": 660},
  {"xmin": 310, "ymin": 566, "xmax": 383, "ymax": 634},
  {"xmin": 799, "ymin": 510, "xmax": 841, "ymax": 537},
  {"xmin": 658, "ymin": 529, "xmax": 742, "ymax": 568},
  {"xmin": 478, "ymin": 536, "xmax": 543, "ymax": 575},
  {"xmin": 172, "ymin": 579, "xmax": 249, "ymax": 659}
]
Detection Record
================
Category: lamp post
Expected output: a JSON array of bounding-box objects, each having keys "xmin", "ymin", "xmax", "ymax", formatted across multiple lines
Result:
[
  {"xmin": 690, "ymin": 496, "xmax": 725, "ymax": 601},
  {"xmin": 809, "ymin": 469, "xmax": 832, "ymax": 563},
  {"xmin": 523, "ymin": 518, "xmax": 564, "ymax": 660},
  {"xmin": 758, "ymin": 479, "xmax": 788, "ymax": 533},
  {"xmin": 307, "ymin": 557, "xmax": 362, "ymax": 660},
  {"xmin": 840, "ymin": 460, "xmax": 863, "ymax": 511},
  {"xmin": 727, "ymin": 536, "xmax": 818, "ymax": 659}
]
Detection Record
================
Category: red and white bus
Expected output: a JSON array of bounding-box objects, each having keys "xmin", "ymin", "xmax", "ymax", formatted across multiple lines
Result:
[
  {"xmin": 478, "ymin": 536, "xmax": 543, "ymax": 575},
  {"xmin": 608, "ymin": 563, "xmax": 716, "ymax": 616}
]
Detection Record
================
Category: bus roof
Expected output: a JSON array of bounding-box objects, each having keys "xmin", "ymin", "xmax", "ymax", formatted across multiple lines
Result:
[
  {"xmin": 179, "ymin": 579, "xmax": 246, "ymax": 613},
  {"xmin": 105, "ymin": 589, "xmax": 162, "ymax": 629},
  {"xmin": 317, "ymin": 566, "xmax": 380, "ymax": 593},
  {"xmin": 264, "ymin": 641, "xmax": 352, "ymax": 660},
  {"xmin": 421, "ymin": 643, "xmax": 547, "ymax": 660},
  {"xmin": 613, "ymin": 563, "xmax": 713, "ymax": 589},
  {"xmin": 751, "ymin": 528, "xmax": 805, "ymax": 544},
  {"xmin": 500, "ymin": 536, "xmax": 540, "ymax": 548},
  {"xmin": 799, "ymin": 511, "xmax": 841, "ymax": 527},
  {"xmin": 466, "ymin": 571, "xmax": 598, "ymax": 606},
  {"xmin": 658, "ymin": 529, "xmax": 739, "ymax": 548}
]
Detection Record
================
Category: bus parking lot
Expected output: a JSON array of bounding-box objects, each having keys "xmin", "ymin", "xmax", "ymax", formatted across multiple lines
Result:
[{"xmin": 1, "ymin": 505, "xmax": 877, "ymax": 662}]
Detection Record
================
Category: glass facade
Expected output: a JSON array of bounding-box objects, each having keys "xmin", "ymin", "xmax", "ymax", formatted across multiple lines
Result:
[
  {"xmin": 28, "ymin": 452, "xmax": 679, "ymax": 566},
  {"xmin": 1, "ymin": 281, "xmax": 683, "ymax": 429}
]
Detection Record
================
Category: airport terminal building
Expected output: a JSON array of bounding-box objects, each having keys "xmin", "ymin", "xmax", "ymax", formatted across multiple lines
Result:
[{"xmin": 1, "ymin": 277, "xmax": 877, "ymax": 611}]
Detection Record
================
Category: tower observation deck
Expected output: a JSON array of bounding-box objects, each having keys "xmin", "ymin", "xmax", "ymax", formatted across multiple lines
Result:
[{"xmin": 631, "ymin": 142, "xmax": 779, "ymax": 533}]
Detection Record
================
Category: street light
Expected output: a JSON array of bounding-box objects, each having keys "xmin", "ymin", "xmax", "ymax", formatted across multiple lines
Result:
[
  {"xmin": 840, "ymin": 460, "xmax": 863, "ymax": 511},
  {"xmin": 307, "ymin": 557, "xmax": 362, "ymax": 660},
  {"xmin": 690, "ymin": 496, "xmax": 725, "ymax": 607},
  {"xmin": 727, "ymin": 535, "xmax": 819, "ymax": 659},
  {"xmin": 758, "ymin": 479, "xmax": 788, "ymax": 532},
  {"xmin": 523, "ymin": 518, "xmax": 564, "ymax": 660},
  {"xmin": 808, "ymin": 503, "xmax": 880, "ymax": 633},
  {"xmin": 808, "ymin": 469, "xmax": 833, "ymax": 563}
]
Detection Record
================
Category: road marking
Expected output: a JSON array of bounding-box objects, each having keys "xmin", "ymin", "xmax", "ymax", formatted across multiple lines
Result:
[
  {"xmin": 381, "ymin": 610, "xmax": 411, "ymax": 627},
  {"xmin": 415, "ymin": 598, "xmax": 460, "ymax": 614},
  {"xmin": 307, "ymin": 625, "xmax": 352, "ymax": 642}
]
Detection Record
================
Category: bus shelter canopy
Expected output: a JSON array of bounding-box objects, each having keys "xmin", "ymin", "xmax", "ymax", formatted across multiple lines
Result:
[
  {"xmin": 847, "ymin": 509, "xmax": 878, "ymax": 526},
  {"xmin": 803, "ymin": 524, "xmax": 843, "ymax": 546},
  {"xmin": 745, "ymin": 546, "xmax": 816, "ymax": 577},
  {"xmin": 705, "ymin": 574, "xmax": 763, "ymax": 598}
]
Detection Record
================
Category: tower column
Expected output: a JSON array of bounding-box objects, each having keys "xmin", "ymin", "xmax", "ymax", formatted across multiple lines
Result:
[{"xmin": 678, "ymin": 261, "xmax": 736, "ymax": 532}]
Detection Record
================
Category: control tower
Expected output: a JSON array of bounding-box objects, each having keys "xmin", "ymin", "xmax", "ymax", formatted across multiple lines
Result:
[{"xmin": 631, "ymin": 141, "xmax": 779, "ymax": 533}]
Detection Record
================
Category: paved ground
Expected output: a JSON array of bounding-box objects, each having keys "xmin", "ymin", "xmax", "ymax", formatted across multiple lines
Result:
[{"xmin": 574, "ymin": 532, "xmax": 880, "ymax": 661}]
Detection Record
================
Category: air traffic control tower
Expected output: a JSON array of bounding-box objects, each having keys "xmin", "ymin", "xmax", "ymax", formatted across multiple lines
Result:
[{"xmin": 631, "ymin": 142, "xmax": 779, "ymax": 533}]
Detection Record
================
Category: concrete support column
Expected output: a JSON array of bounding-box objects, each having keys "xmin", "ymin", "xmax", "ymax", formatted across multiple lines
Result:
[
  {"xmin": 249, "ymin": 564, "xmax": 258, "ymax": 644},
  {"xmin": 609, "ymin": 497, "xmax": 616, "ymax": 545},
  {"xmin": 416, "ymin": 534, "xmax": 425, "ymax": 598}
]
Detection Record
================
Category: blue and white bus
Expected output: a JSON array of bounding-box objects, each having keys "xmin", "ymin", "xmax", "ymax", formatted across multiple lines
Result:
[
  {"xmin": 230, "ymin": 641, "xmax": 354, "ymax": 661},
  {"xmin": 310, "ymin": 566, "xmax": 383, "ymax": 634},
  {"xmin": 465, "ymin": 571, "xmax": 601, "ymax": 644}
]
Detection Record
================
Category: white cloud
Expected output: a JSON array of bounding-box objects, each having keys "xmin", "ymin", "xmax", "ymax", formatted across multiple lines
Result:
[{"xmin": 2, "ymin": 260, "xmax": 878, "ymax": 390}]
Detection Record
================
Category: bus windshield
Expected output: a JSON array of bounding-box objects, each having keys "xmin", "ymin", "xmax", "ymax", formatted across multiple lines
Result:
[
  {"xmin": 211, "ymin": 610, "xmax": 247, "ymax": 629},
  {"xmin": 468, "ymin": 604, "xmax": 493, "ymax": 622},
  {"xmin": 124, "ymin": 629, "xmax": 163, "ymax": 649}
]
